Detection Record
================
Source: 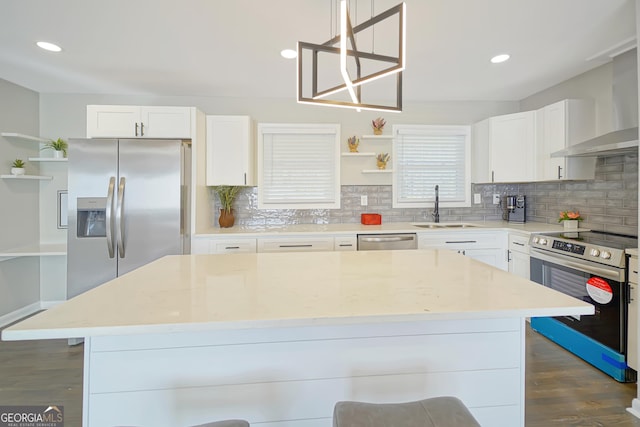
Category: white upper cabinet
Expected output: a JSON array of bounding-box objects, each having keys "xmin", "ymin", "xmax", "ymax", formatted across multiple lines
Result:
[
  {"xmin": 205, "ymin": 115, "xmax": 254, "ymax": 186},
  {"xmin": 489, "ymin": 111, "xmax": 536, "ymax": 182},
  {"xmin": 87, "ymin": 105, "xmax": 191, "ymax": 138},
  {"xmin": 535, "ymin": 99, "xmax": 596, "ymax": 181},
  {"xmin": 472, "ymin": 111, "xmax": 536, "ymax": 183}
]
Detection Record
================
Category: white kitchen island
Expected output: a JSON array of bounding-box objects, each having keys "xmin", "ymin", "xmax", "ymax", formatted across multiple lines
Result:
[{"xmin": 2, "ymin": 250, "xmax": 593, "ymax": 427}]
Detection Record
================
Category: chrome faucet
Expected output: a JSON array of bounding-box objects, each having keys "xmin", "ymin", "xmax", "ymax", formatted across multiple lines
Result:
[{"xmin": 432, "ymin": 185, "xmax": 440, "ymax": 223}]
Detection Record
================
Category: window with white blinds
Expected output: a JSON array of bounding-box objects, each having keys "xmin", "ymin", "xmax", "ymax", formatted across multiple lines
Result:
[
  {"xmin": 392, "ymin": 125, "xmax": 471, "ymax": 208},
  {"xmin": 258, "ymin": 123, "xmax": 340, "ymax": 209}
]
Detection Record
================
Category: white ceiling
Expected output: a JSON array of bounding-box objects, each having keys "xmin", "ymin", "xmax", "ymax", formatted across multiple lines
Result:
[{"xmin": 0, "ymin": 0, "xmax": 636, "ymax": 102}]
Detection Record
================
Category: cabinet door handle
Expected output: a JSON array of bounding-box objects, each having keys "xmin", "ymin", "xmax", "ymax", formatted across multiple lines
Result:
[
  {"xmin": 558, "ymin": 165, "xmax": 562, "ymax": 179},
  {"xmin": 492, "ymin": 171, "xmax": 495, "ymax": 182},
  {"xmin": 225, "ymin": 246, "xmax": 240, "ymax": 250},
  {"xmin": 445, "ymin": 240, "xmax": 477, "ymax": 244},
  {"xmin": 140, "ymin": 122, "xmax": 144, "ymax": 136},
  {"xmin": 244, "ymin": 172, "xmax": 247, "ymax": 185},
  {"xmin": 279, "ymin": 244, "xmax": 313, "ymax": 248},
  {"xmin": 507, "ymin": 249, "xmax": 512, "ymax": 262},
  {"xmin": 513, "ymin": 242, "xmax": 525, "ymax": 247},
  {"xmin": 339, "ymin": 243, "xmax": 353, "ymax": 247},
  {"xmin": 135, "ymin": 122, "xmax": 139, "ymax": 136}
]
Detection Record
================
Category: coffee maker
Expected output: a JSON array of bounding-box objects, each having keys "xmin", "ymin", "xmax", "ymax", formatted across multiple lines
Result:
[{"xmin": 505, "ymin": 195, "xmax": 526, "ymax": 223}]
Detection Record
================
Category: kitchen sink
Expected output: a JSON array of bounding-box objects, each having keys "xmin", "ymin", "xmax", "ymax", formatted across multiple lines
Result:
[{"xmin": 412, "ymin": 223, "xmax": 478, "ymax": 229}]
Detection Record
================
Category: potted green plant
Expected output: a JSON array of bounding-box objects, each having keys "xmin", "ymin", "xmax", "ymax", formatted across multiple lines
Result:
[
  {"xmin": 11, "ymin": 159, "xmax": 26, "ymax": 175},
  {"xmin": 213, "ymin": 185, "xmax": 241, "ymax": 227},
  {"xmin": 42, "ymin": 138, "xmax": 68, "ymax": 158}
]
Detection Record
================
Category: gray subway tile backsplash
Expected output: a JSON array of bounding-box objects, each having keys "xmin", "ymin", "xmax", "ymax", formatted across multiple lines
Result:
[{"xmin": 209, "ymin": 153, "xmax": 638, "ymax": 236}]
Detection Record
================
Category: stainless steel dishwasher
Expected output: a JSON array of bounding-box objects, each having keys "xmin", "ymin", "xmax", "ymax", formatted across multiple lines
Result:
[{"xmin": 357, "ymin": 233, "xmax": 418, "ymax": 250}]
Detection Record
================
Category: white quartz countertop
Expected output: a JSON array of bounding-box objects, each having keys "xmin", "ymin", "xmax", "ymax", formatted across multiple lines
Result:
[
  {"xmin": 196, "ymin": 220, "xmax": 568, "ymax": 237},
  {"xmin": 628, "ymin": 248, "xmax": 638, "ymax": 257},
  {"xmin": 2, "ymin": 250, "xmax": 593, "ymax": 341}
]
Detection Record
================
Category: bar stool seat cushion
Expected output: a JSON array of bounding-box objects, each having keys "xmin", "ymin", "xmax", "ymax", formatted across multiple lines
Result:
[{"xmin": 333, "ymin": 396, "xmax": 481, "ymax": 427}]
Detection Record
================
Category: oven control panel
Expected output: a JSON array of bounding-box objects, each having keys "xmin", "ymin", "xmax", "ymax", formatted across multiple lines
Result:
[{"xmin": 551, "ymin": 240, "xmax": 586, "ymax": 255}]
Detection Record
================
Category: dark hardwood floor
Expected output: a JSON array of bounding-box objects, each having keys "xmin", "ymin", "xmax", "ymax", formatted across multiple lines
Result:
[{"xmin": 0, "ymin": 324, "xmax": 639, "ymax": 426}]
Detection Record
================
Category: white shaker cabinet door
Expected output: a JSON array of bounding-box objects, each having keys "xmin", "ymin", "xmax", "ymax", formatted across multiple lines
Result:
[
  {"xmin": 87, "ymin": 105, "xmax": 140, "ymax": 138},
  {"xmin": 206, "ymin": 115, "xmax": 254, "ymax": 186},
  {"xmin": 536, "ymin": 99, "xmax": 595, "ymax": 181},
  {"xmin": 140, "ymin": 106, "xmax": 191, "ymax": 139},
  {"xmin": 489, "ymin": 111, "xmax": 536, "ymax": 183}
]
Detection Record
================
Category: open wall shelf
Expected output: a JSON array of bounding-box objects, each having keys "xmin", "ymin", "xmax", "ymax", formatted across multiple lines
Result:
[
  {"xmin": 1, "ymin": 174, "xmax": 53, "ymax": 180},
  {"xmin": 1, "ymin": 133, "xmax": 48, "ymax": 143}
]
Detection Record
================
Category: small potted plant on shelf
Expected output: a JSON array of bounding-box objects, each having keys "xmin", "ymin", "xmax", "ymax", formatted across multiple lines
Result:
[
  {"xmin": 42, "ymin": 137, "xmax": 68, "ymax": 158},
  {"xmin": 372, "ymin": 117, "xmax": 386, "ymax": 135},
  {"xmin": 11, "ymin": 159, "xmax": 26, "ymax": 175},
  {"xmin": 213, "ymin": 185, "xmax": 241, "ymax": 228},
  {"xmin": 347, "ymin": 136, "xmax": 359, "ymax": 152},
  {"xmin": 376, "ymin": 153, "xmax": 390, "ymax": 170},
  {"xmin": 558, "ymin": 210, "xmax": 583, "ymax": 229}
]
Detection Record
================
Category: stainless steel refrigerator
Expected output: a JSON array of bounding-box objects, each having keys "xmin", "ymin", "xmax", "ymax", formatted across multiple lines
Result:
[{"xmin": 67, "ymin": 138, "xmax": 191, "ymax": 299}]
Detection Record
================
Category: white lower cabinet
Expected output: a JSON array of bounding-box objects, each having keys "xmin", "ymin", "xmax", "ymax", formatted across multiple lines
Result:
[
  {"xmin": 628, "ymin": 255, "xmax": 638, "ymax": 371},
  {"xmin": 418, "ymin": 231, "xmax": 508, "ymax": 271},
  {"xmin": 508, "ymin": 233, "xmax": 530, "ymax": 279},
  {"xmin": 257, "ymin": 236, "xmax": 335, "ymax": 253}
]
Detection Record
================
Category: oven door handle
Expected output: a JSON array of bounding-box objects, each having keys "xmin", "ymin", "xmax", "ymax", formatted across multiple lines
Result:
[{"xmin": 530, "ymin": 249, "xmax": 623, "ymax": 281}]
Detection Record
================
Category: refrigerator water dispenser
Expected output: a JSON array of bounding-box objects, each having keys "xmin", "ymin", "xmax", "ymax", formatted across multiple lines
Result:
[{"xmin": 77, "ymin": 197, "xmax": 107, "ymax": 238}]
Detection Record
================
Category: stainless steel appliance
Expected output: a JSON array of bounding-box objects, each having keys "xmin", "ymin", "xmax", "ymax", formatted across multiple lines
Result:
[
  {"xmin": 357, "ymin": 234, "xmax": 417, "ymax": 250},
  {"xmin": 505, "ymin": 195, "xmax": 526, "ymax": 223},
  {"xmin": 529, "ymin": 230, "xmax": 638, "ymax": 381},
  {"xmin": 67, "ymin": 138, "xmax": 191, "ymax": 298}
]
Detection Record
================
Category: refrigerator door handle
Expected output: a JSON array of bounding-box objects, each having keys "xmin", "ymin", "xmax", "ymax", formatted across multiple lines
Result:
[
  {"xmin": 106, "ymin": 177, "xmax": 116, "ymax": 258},
  {"xmin": 116, "ymin": 177, "xmax": 126, "ymax": 258}
]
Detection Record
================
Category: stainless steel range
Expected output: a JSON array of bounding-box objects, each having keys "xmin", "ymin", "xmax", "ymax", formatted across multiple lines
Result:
[{"xmin": 529, "ymin": 230, "xmax": 638, "ymax": 382}]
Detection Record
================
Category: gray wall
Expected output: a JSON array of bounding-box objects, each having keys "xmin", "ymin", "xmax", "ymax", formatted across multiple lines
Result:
[{"xmin": 0, "ymin": 78, "xmax": 41, "ymax": 317}]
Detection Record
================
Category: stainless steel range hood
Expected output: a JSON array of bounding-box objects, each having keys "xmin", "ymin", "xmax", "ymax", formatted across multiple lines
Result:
[{"xmin": 552, "ymin": 49, "xmax": 638, "ymax": 158}]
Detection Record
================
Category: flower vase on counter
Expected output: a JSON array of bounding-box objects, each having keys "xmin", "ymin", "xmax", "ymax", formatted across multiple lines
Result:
[{"xmin": 558, "ymin": 210, "xmax": 582, "ymax": 230}]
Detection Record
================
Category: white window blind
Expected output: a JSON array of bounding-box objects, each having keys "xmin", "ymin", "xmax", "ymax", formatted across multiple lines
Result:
[
  {"xmin": 393, "ymin": 125, "xmax": 471, "ymax": 208},
  {"xmin": 258, "ymin": 124, "xmax": 340, "ymax": 209}
]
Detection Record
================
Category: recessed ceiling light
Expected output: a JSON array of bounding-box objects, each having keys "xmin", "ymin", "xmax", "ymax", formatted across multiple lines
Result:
[
  {"xmin": 491, "ymin": 54, "xmax": 510, "ymax": 64},
  {"xmin": 36, "ymin": 41, "xmax": 62, "ymax": 52},
  {"xmin": 280, "ymin": 49, "xmax": 297, "ymax": 59}
]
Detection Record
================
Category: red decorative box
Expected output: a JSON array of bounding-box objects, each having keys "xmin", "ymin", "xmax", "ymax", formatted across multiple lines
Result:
[{"xmin": 361, "ymin": 213, "xmax": 382, "ymax": 225}]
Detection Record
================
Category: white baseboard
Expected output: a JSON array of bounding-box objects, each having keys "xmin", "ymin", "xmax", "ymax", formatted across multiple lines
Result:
[
  {"xmin": 0, "ymin": 302, "xmax": 41, "ymax": 328},
  {"xmin": 627, "ymin": 398, "xmax": 640, "ymax": 419}
]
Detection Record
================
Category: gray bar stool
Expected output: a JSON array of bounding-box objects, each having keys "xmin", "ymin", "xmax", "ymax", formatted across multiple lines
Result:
[
  {"xmin": 333, "ymin": 396, "xmax": 481, "ymax": 427},
  {"xmin": 190, "ymin": 420, "xmax": 249, "ymax": 427}
]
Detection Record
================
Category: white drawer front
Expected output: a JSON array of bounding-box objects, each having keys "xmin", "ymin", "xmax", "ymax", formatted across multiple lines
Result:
[
  {"xmin": 419, "ymin": 232, "xmax": 504, "ymax": 249},
  {"xmin": 211, "ymin": 239, "xmax": 257, "ymax": 254},
  {"xmin": 334, "ymin": 236, "xmax": 357, "ymax": 251},
  {"xmin": 508, "ymin": 233, "xmax": 530, "ymax": 254},
  {"xmin": 257, "ymin": 237, "xmax": 334, "ymax": 253}
]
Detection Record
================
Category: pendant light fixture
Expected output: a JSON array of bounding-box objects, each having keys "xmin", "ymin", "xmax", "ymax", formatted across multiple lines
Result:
[{"xmin": 297, "ymin": 0, "xmax": 406, "ymax": 112}]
